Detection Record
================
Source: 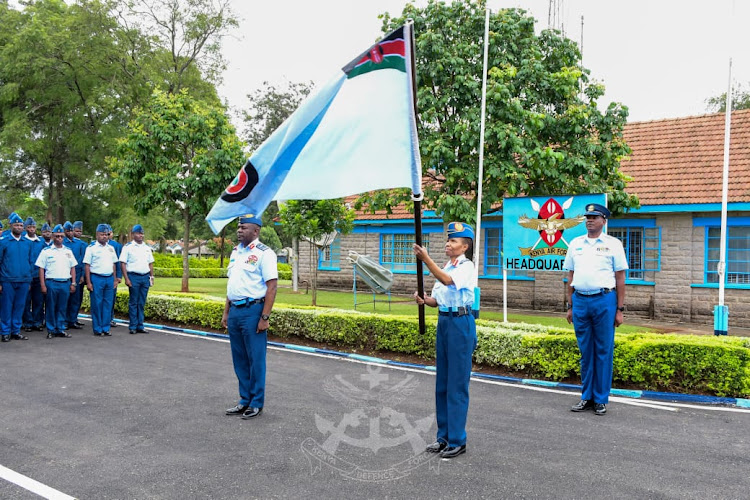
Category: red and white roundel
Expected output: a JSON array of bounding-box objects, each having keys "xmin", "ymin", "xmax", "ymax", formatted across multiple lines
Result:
[{"xmin": 221, "ymin": 160, "xmax": 259, "ymax": 203}]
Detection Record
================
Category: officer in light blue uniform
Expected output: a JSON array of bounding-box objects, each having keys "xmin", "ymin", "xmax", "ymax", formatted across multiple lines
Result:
[
  {"xmin": 107, "ymin": 225, "xmax": 123, "ymax": 327},
  {"xmin": 37, "ymin": 224, "xmax": 77, "ymax": 338},
  {"xmin": 119, "ymin": 224, "xmax": 154, "ymax": 334},
  {"xmin": 83, "ymin": 223, "xmax": 119, "ymax": 336},
  {"xmin": 0, "ymin": 213, "xmax": 35, "ymax": 342},
  {"xmin": 413, "ymin": 222, "xmax": 477, "ymax": 459},
  {"xmin": 63, "ymin": 220, "xmax": 87, "ymax": 329},
  {"xmin": 564, "ymin": 203, "xmax": 628, "ymax": 416},
  {"xmin": 23, "ymin": 217, "xmax": 46, "ymax": 332},
  {"xmin": 222, "ymin": 215, "xmax": 278, "ymax": 420}
]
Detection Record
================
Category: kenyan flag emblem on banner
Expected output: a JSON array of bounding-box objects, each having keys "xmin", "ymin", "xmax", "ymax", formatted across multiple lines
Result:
[{"xmin": 343, "ymin": 26, "xmax": 407, "ymax": 79}]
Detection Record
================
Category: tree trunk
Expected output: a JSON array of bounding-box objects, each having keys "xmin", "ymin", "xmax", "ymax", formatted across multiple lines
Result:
[
  {"xmin": 219, "ymin": 227, "xmax": 226, "ymax": 268},
  {"xmin": 292, "ymin": 237, "xmax": 298, "ymax": 292},
  {"xmin": 181, "ymin": 212, "xmax": 190, "ymax": 292}
]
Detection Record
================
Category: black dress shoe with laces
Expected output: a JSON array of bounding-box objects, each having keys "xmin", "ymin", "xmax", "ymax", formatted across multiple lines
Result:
[
  {"xmin": 425, "ymin": 441, "xmax": 448, "ymax": 453},
  {"xmin": 571, "ymin": 399, "xmax": 595, "ymax": 412},
  {"xmin": 11, "ymin": 333, "xmax": 28, "ymax": 340},
  {"xmin": 103, "ymin": 331, "xmax": 112, "ymax": 336},
  {"xmin": 440, "ymin": 445, "xmax": 466, "ymax": 459},
  {"xmin": 32, "ymin": 325, "xmax": 44, "ymax": 331},
  {"xmin": 68, "ymin": 323, "xmax": 83, "ymax": 330},
  {"xmin": 594, "ymin": 403, "xmax": 607, "ymax": 415},
  {"xmin": 242, "ymin": 407, "xmax": 263, "ymax": 419},
  {"xmin": 47, "ymin": 332, "xmax": 54, "ymax": 339},
  {"xmin": 93, "ymin": 332, "xmax": 102, "ymax": 336},
  {"xmin": 225, "ymin": 404, "xmax": 249, "ymax": 415},
  {"xmin": 24, "ymin": 326, "xmax": 32, "ymax": 333},
  {"xmin": 129, "ymin": 330, "xmax": 136, "ymax": 335},
  {"xmin": 74, "ymin": 322, "xmax": 84, "ymax": 328},
  {"xmin": 1, "ymin": 335, "xmax": 9, "ymax": 342},
  {"xmin": 110, "ymin": 321, "xmax": 118, "ymax": 327},
  {"xmin": 56, "ymin": 332, "xmax": 72, "ymax": 338},
  {"xmin": 136, "ymin": 329, "xmax": 148, "ymax": 334}
]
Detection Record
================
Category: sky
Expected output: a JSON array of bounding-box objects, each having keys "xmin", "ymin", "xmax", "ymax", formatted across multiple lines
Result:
[{"xmin": 219, "ymin": 0, "xmax": 750, "ymax": 123}]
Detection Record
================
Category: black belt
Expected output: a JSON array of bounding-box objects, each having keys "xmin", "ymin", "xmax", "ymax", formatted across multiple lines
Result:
[
  {"xmin": 438, "ymin": 306, "xmax": 472, "ymax": 317},
  {"xmin": 48, "ymin": 278, "xmax": 71, "ymax": 282},
  {"xmin": 231, "ymin": 297, "xmax": 264, "ymax": 308},
  {"xmin": 91, "ymin": 273, "xmax": 112, "ymax": 277},
  {"xmin": 129, "ymin": 272, "xmax": 150, "ymax": 276},
  {"xmin": 575, "ymin": 288, "xmax": 615, "ymax": 297}
]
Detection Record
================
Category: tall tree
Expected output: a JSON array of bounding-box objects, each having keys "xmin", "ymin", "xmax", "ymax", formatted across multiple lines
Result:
[
  {"xmin": 705, "ymin": 84, "xmax": 750, "ymax": 113},
  {"xmin": 360, "ymin": 0, "xmax": 638, "ymax": 221},
  {"xmin": 111, "ymin": 89, "xmax": 245, "ymax": 291},
  {"xmin": 278, "ymin": 200, "xmax": 354, "ymax": 306}
]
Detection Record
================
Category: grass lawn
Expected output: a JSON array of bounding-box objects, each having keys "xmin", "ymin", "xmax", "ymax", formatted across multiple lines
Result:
[{"xmin": 150, "ymin": 277, "xmax": 653, "ymax": 334}]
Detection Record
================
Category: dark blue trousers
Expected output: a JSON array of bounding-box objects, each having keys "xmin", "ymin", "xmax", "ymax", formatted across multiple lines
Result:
[
  {"xmin": 23, "ymin": 278, "xmax": 44, "ymax": 328},
  {"xmin": 90, "ymin": 274, "xmax": 113, "ymax": 334},
  {"xmin": 45, "ymin": 280, "xmax": 70, "ymax": 334},
  {"xmin": 127, "ymin": 274, "xmax": 151, "ymax": 330},
  {"xmin": 434, "ymin": 313, "xmax": 477, "ymax": 448},
  {"xmin": 66, "ymin": 273, "xmax": 83, "ymax": 326},
  {"xmin": 572, "ymin": 291, "xmax": 617, "ymax": 404},
  {"xmin": 110, "ymin": 284, "xmax": 118, "ymax": 323},
  {"xmin": 1, "ymin": 281, "xmax": 30, "ymax": 335},
  {"xmin": 227, "ymin": 301, "xmax": 267, "ymax": 408}
]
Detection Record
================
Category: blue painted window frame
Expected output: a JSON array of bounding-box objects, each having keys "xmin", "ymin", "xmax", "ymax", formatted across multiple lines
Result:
[
  {"xmin": 380, "ymin": 232, "xmax": 432, "ymax": 274},
  {"xmin": 483, "ymin": 225, "xmax": 532, "ymax": 280},
  {"xmin": 318, "ymin": 236, "xmax": 341, "ymax": 271},
  {"xmin": 607, "ymin": 219, "xmax": 661, "ymax": 284},
  {"xmin": 703, "ymin": 225, "xmax": 750, "ymax": 286}
]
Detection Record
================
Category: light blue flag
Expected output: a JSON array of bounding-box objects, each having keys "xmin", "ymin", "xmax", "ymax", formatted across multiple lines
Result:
[{"xmin": 206, "ymin": 24, "xmax": 422, "ymax": 234}]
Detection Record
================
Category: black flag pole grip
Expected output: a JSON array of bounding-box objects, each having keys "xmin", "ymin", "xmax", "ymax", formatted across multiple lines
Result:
[{"xmin": 414, "ymin": 199, "xmax": 426, "ymax": 336}]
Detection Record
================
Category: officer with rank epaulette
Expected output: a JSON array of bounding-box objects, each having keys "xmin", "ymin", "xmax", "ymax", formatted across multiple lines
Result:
[
  {"xmin": 0, "ymin": 213, "xmax": 35, "ymax": 342},
  {"xmin": 63, "ymin": 221, "xmax": 87, "ymax": 329},
  {"xmin": 23, "ymin": 217, "xmax": 46, "ymax": 332},
  {"xmin": 120, "ymin": 224, "xmax": 154, "ymax": 334},
  {"xmin": 37, "ymin": 224, "xmax": 77, "ymax": 339},
  {"xmin": 107, "ymin": 225, "xmax": 123, "ymax": 327},
  {"xmin": 222, "ymin": 215, "xmax": 278, "ymax": 420},
  {"xmin": 40, "ymin": 223, "xmax": 53, "ymax": 246},
  {"xmin": 83, "ymin": 224, "xmax": 119, "ymax": 336},
  {"xmin": 413, "ymin": 221, "xmax": 478, "ymax": 459}
]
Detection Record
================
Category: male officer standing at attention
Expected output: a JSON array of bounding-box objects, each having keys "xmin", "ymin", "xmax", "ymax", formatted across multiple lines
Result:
[
  {"xmin": 120, "ymin": 224, "xmax": 154, "ymax": 334},
  {"xmin": 84, "ymin": 224, "xmax": 119, "ymax": 336},
  {"xmin": 37, "ymin": 224, "xmax": 77, "ymax": 339},
  {"xmin": 107, "ymin": 226, "xmax": 123, "ymax": 328},
  {"xmin": 64, "ymin": 221, "xmax": 87, "ymax": 329},
  {"xmin": 0, "ymin": 213, "xmax": 34, "ymax": 342},
  {"xmin": 222, "ymin": 215, "xmax": 277, "ymax": 420},
  {"xmin": 563, "ymin": 203, "xmax": 628, "ymax": 416},
  {"xmin": 40, "ymin": 222, "xmax": 53, "ymax": 246},
  {"xmin": 23, "ymin": 217, "xmax": 46, "ymax": 333}
]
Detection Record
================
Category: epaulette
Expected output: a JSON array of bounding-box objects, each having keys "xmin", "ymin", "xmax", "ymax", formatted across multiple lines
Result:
[{"xmin": 255, "ymin": 242, "xmax": 269, "ymax": 251}]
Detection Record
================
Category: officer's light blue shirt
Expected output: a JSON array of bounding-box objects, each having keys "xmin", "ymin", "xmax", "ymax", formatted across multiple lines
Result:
[
  {"xmin": 119, "ymin": 241, "xmax": 155, "ymax": 274},
  {"xmin": 36, "ymin": 245, "xmax": 77, "ymax": 280},
  {"xmin": 83, "ymin": 242, "xmax": 118, "ymax": 275},
  {"xmin": 563, "ymin": 233, "xmax": 628, "ymax": 291},
  {"xmin": 226, "ymin": 239, "xmax": 278, "ymax": 301},
  {"xmin": 430, "ymin": 255, "xmax": 476, "ymax": 308}
]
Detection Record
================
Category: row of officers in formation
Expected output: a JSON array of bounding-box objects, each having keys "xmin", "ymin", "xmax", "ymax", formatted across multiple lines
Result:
[{"xmin": 0, "ymin": 213, "xmax": 155, "ymax": 341}]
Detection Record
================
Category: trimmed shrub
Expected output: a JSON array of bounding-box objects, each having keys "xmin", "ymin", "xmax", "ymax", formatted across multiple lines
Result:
[{"xmin": 278, "ymin": 263, "xmax": 291, "ymax": 280}]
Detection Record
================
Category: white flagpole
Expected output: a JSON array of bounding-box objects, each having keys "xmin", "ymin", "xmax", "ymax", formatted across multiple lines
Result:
[
  {"xmin": 472, "ymin": 5, "xmax": 491, "ymax": 318},
  {"xmin": 715, "ymin": 57, "xmax": 732, "ymax": 335}
]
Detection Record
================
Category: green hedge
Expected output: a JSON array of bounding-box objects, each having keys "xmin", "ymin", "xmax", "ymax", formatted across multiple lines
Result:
[
  {"xmin": 153, "ymin": 267, "xmax": 229, "ymax": 278},
  {"xmin": 278, "ymin": 263, "xmax": 291, "ymax": 280},
  {"xmin": 88, "ymin": 291, "xmax": 750, "ymax": 398}
]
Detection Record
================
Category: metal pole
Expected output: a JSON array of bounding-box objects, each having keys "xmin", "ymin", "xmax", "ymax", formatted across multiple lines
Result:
[{"xmin": 718, "ymin": 58, "xmax": 732, "ymax": 307}]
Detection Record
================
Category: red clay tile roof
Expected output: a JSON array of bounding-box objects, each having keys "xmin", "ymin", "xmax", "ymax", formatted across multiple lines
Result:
[{"xmin": 621, "ymin": 109, "xmax": 750, "ymax": 206}]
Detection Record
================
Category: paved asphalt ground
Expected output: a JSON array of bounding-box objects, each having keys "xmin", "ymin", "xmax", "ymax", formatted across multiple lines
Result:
[{"xmin": 1, "ymin": 320, "xmax": 749, "ymax": 500}]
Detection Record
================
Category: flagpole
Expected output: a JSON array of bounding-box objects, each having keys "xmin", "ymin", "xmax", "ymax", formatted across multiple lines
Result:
[
  {"xmin": 406, "ymin": 20, "xmax": 426, "ymax": 336},
  {"xmin": 715, "ymin": 57, "xmax": 732, "ymax": 335}
]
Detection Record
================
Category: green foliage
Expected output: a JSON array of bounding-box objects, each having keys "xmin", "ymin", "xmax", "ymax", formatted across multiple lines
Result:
[
  {"xmin": 260, "ymin": 226, "xmax": 283, "ymax": 251},
  {"xmin": 242, "ymin": 81, "xmax": 314, "ymax": 151},
  {"xmin": 277, "ymin": 263, "xmax": 292, "ymax": 280},
  {"xmin": 363, "ymin": 0, "xmax": 639, "ymax": 220},
  {"xmin": 705, "ymin": 83, "xmax": 750, "ymax": 113},
  {"xmin": 278, "ymin": 200, "xmax": 355, "ymax": 242}
]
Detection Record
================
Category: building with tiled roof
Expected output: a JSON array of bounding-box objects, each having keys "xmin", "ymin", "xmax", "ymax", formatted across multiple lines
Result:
[{"xmin": 296, "ymin": 110, "xmax": 750, "ymax": 328}]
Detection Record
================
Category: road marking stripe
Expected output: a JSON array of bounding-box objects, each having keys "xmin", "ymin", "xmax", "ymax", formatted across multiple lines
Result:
[{"xmin": 0, "ymin": 464, "xmax": 76, "ymax": 500}]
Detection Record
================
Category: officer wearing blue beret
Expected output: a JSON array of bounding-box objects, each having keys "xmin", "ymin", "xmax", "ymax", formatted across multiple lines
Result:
[
  {"xmin": 119, "ymin": 224, "xmax": 155, "ymax": 334},
  {"xmin": 22, "ymin": 217, "xmax": 46, "ymax": 332},
  {"xmin": 106, "ymin": 225, "xmax": 123, "ymax": 328},
  {"xmin": 63, "ymin": 221, "xmax": 87, "ymax": 329},
  {"xmin": 0, "ymin": 213, "xmax": 35, "ymax": 342},
  {"xmin": 563, "ymin": 203, "xmax": 628, "ymax": 416},
  {"xmin": 413, "ymin": 222, "xmax": 477, "ymax": 459},
  {"xmin": 40, "ymin": 223, "xmax": 53, "ymax": 246},
  {"xmin": 37, "ymin": 224, "xmax": 77, "ymax": 338},
  {"xmin": 223, "ymin": 215, "xmax": 278, "ymax": 420},
  {"xmin": 83, "ymin": 223, "xmax": 119, "ymax": 336}
]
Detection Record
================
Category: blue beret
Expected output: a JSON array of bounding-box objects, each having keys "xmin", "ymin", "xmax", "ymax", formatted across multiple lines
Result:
[
  {"xmin": 63, "ymin": 221, "xmax": 73, "ymax": 230},
  {"xmin": 132, "ymin": 224, "xmax": 144, "ymax": 233},
  {"xmin": 447, "ymin": 222, "xmax": 474, "ymax": 240},
  {"xmin": 96, "ymin": 223, "xmax": 108, "ymax": 233},
  {"xmin": 584, "ymin": 203, "xmax": 611, "ymax": 218},
  {"xmin": 105, "ymin": 224, "xmax": 113, "ymax": 232},
  {"xmin": 25, "ymin": 217, "xmax": 36, "ymax": 227},
  {"xmin": 9, "ymin": 213, "xmax": 23, "ymax": 224},
  {"xmin": 73, "ymin": 221, "xmax": 83, "ymax": 229},
  {"xmin": 52, "ymin": 224, "xmax": 64, "ymax": 233},
  {"xmin": 41, "ymin": 223, "xmax": 51, "ymax": 231},
  {"xmin": 238, "ymin": 214, "xmax": 262, "ymax": 227}
]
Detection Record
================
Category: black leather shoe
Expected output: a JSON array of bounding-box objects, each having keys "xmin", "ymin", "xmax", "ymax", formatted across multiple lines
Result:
[
  {"xmin": 103, "ymin": 331, "xmax": 111, "ymax": 336},
  {"xmin": 68, "ymin": 323, "xmax": 82, "ymax": 330},
  {"xmin": 47, "ymin": 332, "xmax": 54, "ymax": 339},
  {"xmin": 136, "ymin": 329, "xmax": 148, "ymax": 334},
  {"xmin": 129, "ymin": 330, "xmax": 136, "ymax": 335},
  {"xmin": 571, "ymin": 399, "xmax": 595, "ymax": 412},
  {"xmin": 241, "ymin": 407, "xmax": 263, "ymax": 419},
  {"xmin": 225, "ymin": 404, "xmax": 249, "ymax": 415},
  {"xmin": 594, "ymin": 403, "xmax": 607, "ymax": 415},
  {"xmin": 93, "ymin": 332, "xmax": 102, "ymax": 336},
  {"xmin": 24, "ymin": 326, "xmax": 32, "ymax": 333},
  {"xmin": 11, "ymin": 333, "xmax": 28, "ymax": 340},
  {"xmin": 1, "ymin": 335, "xmax": 9, "ymax": 342},
  {"xmin": 110, "ymin": 321, "xmax": 118, "ymax": 327},
  {"xmin": 439, "ymin": 445, "xmax": 466, "ymax": 459},
  {"xmin": 74, "ymin": 322, "xmax": 84, "ymax": 328},
  {"xmin": 425, "ymin": 441, "xmax": 448, "ymax": 453},
  {"xmin": 32, "ymin": 325, "xmax": 44, "ymax": 331},
  {"xmin": 56, "ymin": 332, "xmax": 72, "ymax": 338}
]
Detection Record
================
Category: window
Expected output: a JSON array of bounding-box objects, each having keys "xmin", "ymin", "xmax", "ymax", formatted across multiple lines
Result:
[
  {"xmin": 380, "ymin": 233, "xmax": 430, "ymax": 273},
  {"xmin": 483, "ymin": 227, "xmax": 529, "ymax": 279},
  {"xmin": 608, "ymin": 224, "xmax": 660, "ymax": 282},
  {"xmin": 706, "ymin": 226, "xmax": 750, "ymax": 285},
  {"xmin": 318, "ymin": 236, "xmax": 341, "ymax": 270}
]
